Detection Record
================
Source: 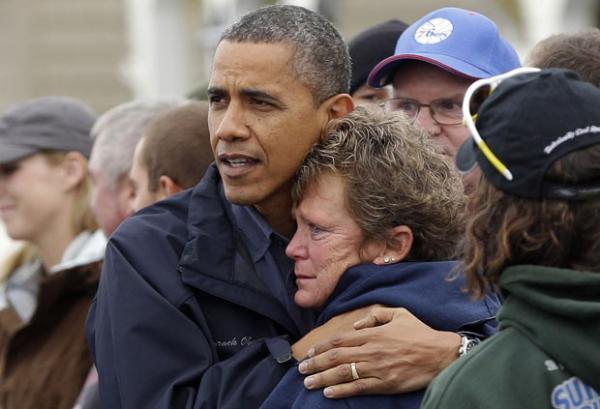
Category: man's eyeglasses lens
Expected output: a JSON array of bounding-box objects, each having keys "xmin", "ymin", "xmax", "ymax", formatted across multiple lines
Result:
[{"xmin": 385, "ymin": 98, "xmax": 463, "ymax": 125}]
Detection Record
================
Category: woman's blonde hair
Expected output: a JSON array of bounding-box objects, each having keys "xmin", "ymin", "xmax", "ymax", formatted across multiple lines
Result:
[
  {"xmin": 0, "ymin": 151, "xmax": 97, "ymax": 280},
  {"xmin": 0, "ymin": 244, "xmax": 37, "ymax": 283},
  {"xmin": 44, "ymin": 151, "xmax": 97, "ymax": 234}
]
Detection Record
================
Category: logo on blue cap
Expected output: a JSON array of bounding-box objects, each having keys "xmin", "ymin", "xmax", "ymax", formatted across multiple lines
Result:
[{"xmin": 414, "ymin": 18, "xmax": 453, "ymax": 45}]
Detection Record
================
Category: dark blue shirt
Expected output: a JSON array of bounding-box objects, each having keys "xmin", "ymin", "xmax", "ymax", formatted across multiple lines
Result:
[{"xmin": 231, "ymin": 204, "xmax": 316, "ymax": 335}]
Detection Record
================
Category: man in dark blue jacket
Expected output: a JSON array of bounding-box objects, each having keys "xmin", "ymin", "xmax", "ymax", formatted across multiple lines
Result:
[
  {"xmin": 86, "ymin": 5, "xmax": 471, "ymax": 408},
  {"xmin": 87, "ymin": 6, "xmax": 355, "ymax": 408}
]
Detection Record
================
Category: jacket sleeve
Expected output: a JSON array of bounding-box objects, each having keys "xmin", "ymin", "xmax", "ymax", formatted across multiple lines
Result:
[{"xmin": 87, "ymin": 237, "xmax": 291, "ymax": 409}]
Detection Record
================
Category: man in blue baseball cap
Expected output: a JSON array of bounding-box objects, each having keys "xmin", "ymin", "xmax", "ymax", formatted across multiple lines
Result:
[
  {"xmin": 297, "ymin": 8, "xmax": 520, "ymax": 400},
  {"xmin": 370, "ymin": 7, "xmax": 520, "ymax": 192}
]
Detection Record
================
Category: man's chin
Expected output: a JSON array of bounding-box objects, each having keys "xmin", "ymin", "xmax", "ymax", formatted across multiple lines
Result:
[{"xmin": 222, "ymin": 187, "xmax": 260, "ymax": 206}]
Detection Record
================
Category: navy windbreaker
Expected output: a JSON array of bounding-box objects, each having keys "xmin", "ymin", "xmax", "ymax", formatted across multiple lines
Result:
[
  {"xmin": 86, "ymin": 165, "xmax": 314, "ymax": 408},
  {"xmin": 261, "ymin": 261, "xmax": 501, "ymax": 409}
]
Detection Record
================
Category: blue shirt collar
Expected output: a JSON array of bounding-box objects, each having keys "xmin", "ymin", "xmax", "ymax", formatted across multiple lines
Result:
[{"xmin": 230, "ymin": 204, "xmax": 289, "ymax": 263}]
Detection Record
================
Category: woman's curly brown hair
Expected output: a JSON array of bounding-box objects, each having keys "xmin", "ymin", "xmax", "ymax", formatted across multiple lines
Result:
[
  {"xmin": 293, "ymin": 106, "xmax": 467, "ymax": 261},
  {"xmin": 462, "ymin": 145, "xmax": 600, "ymax": 298}
]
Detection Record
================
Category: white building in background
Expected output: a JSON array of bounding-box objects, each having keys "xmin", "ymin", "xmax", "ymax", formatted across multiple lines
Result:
[
  {"xmin": 0, "ymin": 0, "xmax": 130, "ymax": 113},
  {"xmin": 519, "ymin": 0, "xmax": 599, "ymax": 48},
  {"xmin": 122, "ymin": 0, "xmax": 321, "ymax": 99},
  {"xmin": 120, "ymin": 0, "xmax": 600, "ymax": 100},
  {"xmin": 0, "ymin": 0, "xmax": 597, "ymax": 111}
]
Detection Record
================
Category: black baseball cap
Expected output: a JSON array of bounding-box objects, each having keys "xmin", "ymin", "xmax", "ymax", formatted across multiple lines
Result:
[
  {"xmin": 348, "ymin": 19, "xmax": 408, "ymax": 94},
  {"xmin": 456, "ymin": 68, "xmax": 600, "ymax": 200},
  {"xmin": 0, "ymin": 96, "xmax": 97, "ymax": 164}
]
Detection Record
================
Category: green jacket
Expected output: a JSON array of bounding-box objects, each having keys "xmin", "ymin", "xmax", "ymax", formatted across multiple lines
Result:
[{"xmin": 421, "ymin": 264, "xmax": 600, "ymax": 409}]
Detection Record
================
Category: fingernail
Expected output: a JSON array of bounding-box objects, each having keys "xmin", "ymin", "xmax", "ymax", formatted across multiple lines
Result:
[
  {"xmin": 324, "ymin": 387, "xmax": 334, "ymax": 398},
  {"xmin": 304, "ymin": 376, "xmax": 315, "ymax": 389},
  {"xmin": 307, "ymin": 347, "xmax": 315, "ymax": 358},
  {"xmin": 298, "ymin": 361, "xmax": 308, "ymax": 374}
]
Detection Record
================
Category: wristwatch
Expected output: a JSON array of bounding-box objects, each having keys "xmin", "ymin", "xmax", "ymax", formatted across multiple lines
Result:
[{"xmin": 458, "ymin": 334, "xmax": 480, "ymax": 357}]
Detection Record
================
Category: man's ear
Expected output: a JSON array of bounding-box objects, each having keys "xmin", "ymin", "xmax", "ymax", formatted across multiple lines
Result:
[
  {"xmin": 323, "ymin": 93, "xmax": 355, "ymax": 121},
  {"xmin": 158, "ymin": 175, "xmax": 184, "ymax": 199},
  {"xmin": 117, "ymin": 176, "xmax": 135, "ymax": 217},
  {"xmin": 372, "ymin": 225, "xmax": 414, "ymax": 265},
  {"xmin": 316, "ymin": 94, "xmax": 354, "ymax": 142}
]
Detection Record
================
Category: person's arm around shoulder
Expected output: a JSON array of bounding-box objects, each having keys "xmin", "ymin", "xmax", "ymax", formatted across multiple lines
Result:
[{"xmin": 297, "ymin": 307, "xmax": 460, "ymax": 398}]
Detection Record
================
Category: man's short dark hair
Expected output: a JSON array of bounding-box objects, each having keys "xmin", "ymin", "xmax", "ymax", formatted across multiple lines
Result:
[
  {"xmin": 141, "ymin": 101, "xmax": 213, "ymax": 191},
  {"xmin": 220, "ymin": 5, "xmax": 351, "ymax": 103}
]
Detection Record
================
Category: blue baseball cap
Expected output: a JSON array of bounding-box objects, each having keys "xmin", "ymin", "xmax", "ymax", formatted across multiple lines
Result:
[{"xmin": 368, "ymin": 7, "xmax": 521, "ymax": 88}]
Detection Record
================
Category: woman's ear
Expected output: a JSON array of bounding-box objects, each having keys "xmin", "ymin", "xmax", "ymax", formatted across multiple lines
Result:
[
  {"xmin": 373, "ymin": 225, "xmax": 413, "ymax": 265},
  {"xmin": 60, "ymin": 151, "xmax": 87, "ymax": 192}
]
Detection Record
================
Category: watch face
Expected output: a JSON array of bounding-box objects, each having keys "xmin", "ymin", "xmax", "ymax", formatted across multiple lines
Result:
[
  {"xmin": 459, "ymin": 336, "xmax": 480, "ymax": 356},
  {"xmin": 466, "ymin": 339, "xmax": 478, "ymax": 350}
]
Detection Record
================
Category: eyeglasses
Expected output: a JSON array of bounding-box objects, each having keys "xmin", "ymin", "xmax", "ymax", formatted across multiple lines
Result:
[
  {"xmin": 385, "ymin": 97, "xmax": 463, "ymax": 125},
  {"xmin": 462, "ymin": 67, "xmax": 542, "ymax": 181}
]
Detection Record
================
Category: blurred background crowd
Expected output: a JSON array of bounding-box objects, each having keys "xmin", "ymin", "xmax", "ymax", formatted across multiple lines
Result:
[{"xmin": 0, "ymin": 0, "xmax": 599, "ymax": 279}]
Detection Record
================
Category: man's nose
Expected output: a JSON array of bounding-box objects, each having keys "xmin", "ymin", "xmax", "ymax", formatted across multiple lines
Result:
[
  {"xmin": 414, "ymin": 107, "xmax": 442, "ymax": 136},
  {"xmin": 213, "ymin": 103, "xmax": 250, "ymax": 142}
]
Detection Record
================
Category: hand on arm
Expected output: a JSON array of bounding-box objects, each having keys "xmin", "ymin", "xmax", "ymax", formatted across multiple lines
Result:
[
  {"xmin": 292, "ymin": 305, "xmax": 379, "ymax": 360},
  {"xmin": 297, "ymin": 306, "xmax": 461, "ymax": 399}
]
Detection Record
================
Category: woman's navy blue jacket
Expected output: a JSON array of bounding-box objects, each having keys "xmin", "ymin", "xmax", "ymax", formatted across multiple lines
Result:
[
  {"xmin": 86, "ymin": 165, "xmax": 314, "ymax": 408},
  {"xmin": 261, "ymin": 261, "xmax": 501, "ymax": 409}
]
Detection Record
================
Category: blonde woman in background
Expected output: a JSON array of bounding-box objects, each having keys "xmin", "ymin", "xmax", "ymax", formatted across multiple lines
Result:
[{"xmin": 0, "ymin": 97, "xmax": 106, "ymax": 409}]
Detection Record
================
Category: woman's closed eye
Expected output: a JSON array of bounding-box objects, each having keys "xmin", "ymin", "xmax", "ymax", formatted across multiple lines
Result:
[{"xmin": 308, "ymin": 223, "xmax": 327, "ymax": 238}]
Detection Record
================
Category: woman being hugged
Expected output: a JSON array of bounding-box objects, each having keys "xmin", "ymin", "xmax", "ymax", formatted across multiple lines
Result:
[
  {"xmin": 261, "ymin": 107, "xmax": 500, "ymax": 409},
  {"xmin": 0, "ymin": 97, "xmax": 105, "ymax": 409}
]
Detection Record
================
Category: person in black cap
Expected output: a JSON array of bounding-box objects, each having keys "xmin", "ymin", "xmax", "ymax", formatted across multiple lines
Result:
[
  {"xmin": 348, "ymin": 20, "xmax": 408, "ymax": 106},
  {"xmin": 0, "ymin": 96, "xmax": 106, "ymax": 409},
  {"xmin": 421, "ymin": 68, "xmax": 600, "ymax": 408}
]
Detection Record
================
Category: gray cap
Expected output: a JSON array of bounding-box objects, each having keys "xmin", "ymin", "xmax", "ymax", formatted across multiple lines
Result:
[{"xmin": 0, "ymin": 96, "xmax": 97, "ymax": 164}]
